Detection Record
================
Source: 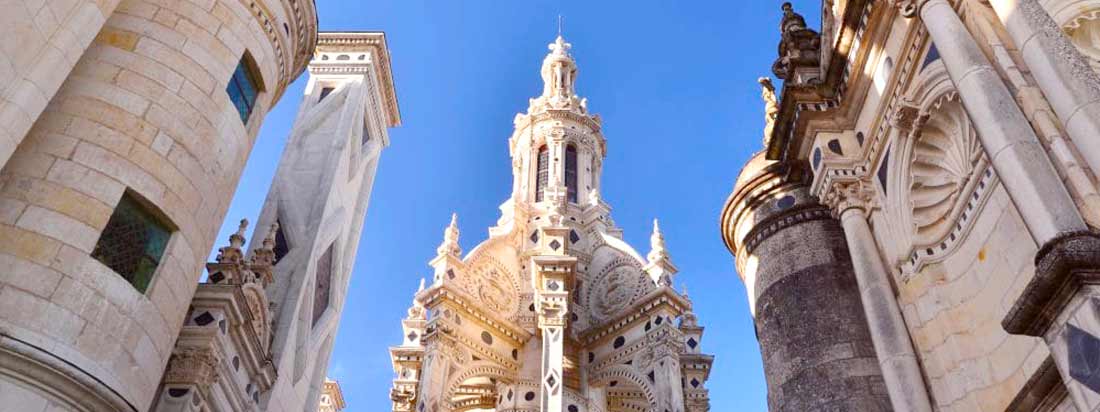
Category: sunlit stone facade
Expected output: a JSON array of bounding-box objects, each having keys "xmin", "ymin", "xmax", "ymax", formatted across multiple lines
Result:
[
  {"xmin": 0, "ymin": 2, "xmax": 401, "ymax": 411},
  {"xmin": 389, "ymin": 36, "xmax": 714, "ymax": 412},
  {"xmin": 723, "ymin": 1, "xmax": 1100, "ymax": 411},
  {"xmin": 0, "ymin": 0, "xmax": 316, "ymax": 410}
]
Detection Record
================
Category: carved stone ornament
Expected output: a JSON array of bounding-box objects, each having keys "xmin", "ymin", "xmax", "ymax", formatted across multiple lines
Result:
[
  {"xmin": 892, "ymin": 0, "xmax": 924, "ymax": 18},
  {"xmin": 759, "ymin": 77, "xmax": 780, "ymax": 148},
  {"xmin": 772, "ymin": 2, "xmax": 822, "ymax": 80},
  {"xmin": 647, "ymin": 326, "xmax": 686, "ymax": 360},
  {"xmin": 821, "ymin": 180, "xmax": 875, "ymax": 215},
  {"xmin": 163, "ymin": 347, "xmax": 221, "ymax": 388}
]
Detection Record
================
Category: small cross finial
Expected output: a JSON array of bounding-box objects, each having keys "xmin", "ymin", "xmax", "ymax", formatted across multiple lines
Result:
[{"xmin": 557, "ymin": 15, "xmax": 564, "ymax": 37}]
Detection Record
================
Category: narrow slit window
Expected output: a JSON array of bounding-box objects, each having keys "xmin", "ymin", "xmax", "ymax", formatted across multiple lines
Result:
[
  {"xmin": 535, "ymin": 145, "xmax": 549, "ymax": 202},
  {"xmin": 227, "ymin": 54, "xmax": 262, "ymax": 123},
  {"xmin": 312, "ymin": 243, "xmax": 334, "ymax": 326},
  {"xmin": 273, "ymin": 218, "xmax": 289, "ymax": 264},
  {"xmin": 91, "ymin": 192, "xmax": 173, "ymax": 293},
  {"xmin": 319, "ymin": 86, "xmax": 335, "ymax": 102},
  {"xmin": 565, "ymin": 145, "xmax": 578, "ymax": 203}
]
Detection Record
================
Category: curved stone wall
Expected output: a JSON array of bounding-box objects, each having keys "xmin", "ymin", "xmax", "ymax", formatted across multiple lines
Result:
[
  {"xmin": 722, "ymin": 154, "xmax": 890, "ymax": 411},
  {"xmin": 0, "ymin": 0, "xmax": 316, "ymax": 410}
]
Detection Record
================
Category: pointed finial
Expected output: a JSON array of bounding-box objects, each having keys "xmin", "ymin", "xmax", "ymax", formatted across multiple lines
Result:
[
  {"xmin": 557, "ymin": 15, "xmax": 564, "ymax": 37},
  {"xmin": 437, "ymin": 213, "xmax": 462, "ymax": 258},
  {"xmin": 648, "ymin": 218, "xmax": 670, "ymax": 263},
  {"xmin": 407, "ymin": 278, "xmax": 427, "ymax": 320},
  {"xmin": 262, "ymin": 221, "xmax": 279, "ymax": 251},
  {"xmin": 232, "ymin": 219, "xmax": 248, "ymax": 248},
  {"xmin": 215, "ymin": 219, "xmax": 249, "ymax": 264}
]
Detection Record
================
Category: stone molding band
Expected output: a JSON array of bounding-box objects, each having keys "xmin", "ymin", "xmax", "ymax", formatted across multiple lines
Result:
[
  {"xmin": 1005, "ymin": 356, "xmax": 1066, "ymax": 412},
  {"xmin": 1002, "ymin": 231, "xmax": 1100, "ymax": 336},
  {"xmin": 740, "ymin": 204, "xmax": 834, "ymax": 255},
  {"xmin": 0, "ymin": 332, "xmax": 136, "ymax": 412}
]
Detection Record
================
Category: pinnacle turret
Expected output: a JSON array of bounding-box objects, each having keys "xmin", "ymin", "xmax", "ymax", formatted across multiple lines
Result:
[
  {"xmin": 436, "ymin": 213, "xmax": 461, "ymax": 258},
  {"xmin": 645, "ymin": 219, "xmax": 677, "ymax": 287},
  {"xmin": 648, "ymin": 219, "xmax": 670, "ymax": 263}
]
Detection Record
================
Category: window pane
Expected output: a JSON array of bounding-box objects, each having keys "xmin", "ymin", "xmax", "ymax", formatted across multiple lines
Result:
[
  {"xmin": 227, "ymin": 58, "xmax": 260, "ymax": 124},
  {"xmin": 536, "ymin": 146, "xmax": 548, "ymax": 202},
  {"xmin": 237, "ymin": 68, "xmax": 257, "ymax": 108},
  {"xmin": 565, "ymin": 145, "xmax": 578, "ymax": 203},
  {"xmin": 91, "ymin": 194, "xmax": 172, "ymax": 293}
]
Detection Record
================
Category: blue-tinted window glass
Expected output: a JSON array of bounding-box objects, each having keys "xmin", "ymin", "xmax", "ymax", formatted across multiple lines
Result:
[
  {"xmin": 91, "ymin": 193, "xmax": 173, "ymax": 293},
  {"xmin": 227, "ymin": 58, "xmax": 260, "ymax": 123}
]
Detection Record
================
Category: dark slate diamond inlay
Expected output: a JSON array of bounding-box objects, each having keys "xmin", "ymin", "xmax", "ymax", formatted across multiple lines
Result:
[
  {"xmin": 569, "ymin": 230, "xmax": 580, "ymax": 244},
  {"xmin": 691, "ymin": 378, "xmax": 700, "ymax": 388},
  {"xmin": 530, "ymin": 230, "xmax": 539, "ymax": 243},
  {"xmin": 407, "ymin": 331, "xmax": 418, "ymax": 342},
  {"xmin": 1068, "ymin": 323, "xmax": 1100, "ymax": 394},
  {"xmin": 546, "ymin": 374, "xmax": 557, "ymax": 388},
  {"xmin": 549, "ymin": 239, "xmax": 561, "ymax": 251},
  {"xmin": 687, "ymin": 337, "xmax": 698, "ymax": 349},
  {"xmin": 194, "ymin": 312, "xmax": 215, "ymax": 326},
  {"xmin": 209, "ymin": 271, "xmax": 225, "ymax": 284}
]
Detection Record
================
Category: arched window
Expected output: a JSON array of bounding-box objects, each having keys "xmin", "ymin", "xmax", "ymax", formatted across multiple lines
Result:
[
  {"xmin": 565, "ymin": 145, "xmax": 578, "ymax": 203},
  {"xmin": 536, "ymin": 145, "xmax": 549, "ymax": 202}
]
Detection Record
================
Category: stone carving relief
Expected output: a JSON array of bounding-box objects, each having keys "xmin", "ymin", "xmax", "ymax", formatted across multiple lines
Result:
[
  {"xmin": 586, "ymin": 256, "xmax": 650, "ymax": 325},
  {"xmin": 881, "ymin": 66, "xmax": 996, "ymax": 275},
  {"xmin": 1064, "ymin": 7, "xmax": 1100, "ymax": 72},
  {"xmin": 467, "ymin": 253, "xmax": 521, "ymax": 320},
  {"xmin": 906, "ymin": 93, "xmax": 983, "ymax": 245}
]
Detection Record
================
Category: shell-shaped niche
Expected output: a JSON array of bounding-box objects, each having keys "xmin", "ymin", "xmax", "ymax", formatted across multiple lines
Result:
[
  {"xmin": 1065, "ymin": 9, "xmax": 1100, "ymax": 73},
  {"xmin": 908, "ymin": 94, "xmax": 982, "ymax": 245}
]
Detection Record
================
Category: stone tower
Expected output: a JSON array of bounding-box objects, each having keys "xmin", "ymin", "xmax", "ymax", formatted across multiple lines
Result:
[
  {"xmin": 721, "ymin": 154, "xmax": 891, "ymax": 411},
  {"xmin": 0, "ymin": 1, "xmax": 316, "ymax": 410},
  {"xmin": 388, "ymin": 36, "xmax": 714, "ymax": 412},
  {"xmin": 249, "ymin": 31, "xmax": 400, "ymax": 412},
  {"xmin": 725, "ymin": 0, "xmax": 1100, "ymax": 410}
]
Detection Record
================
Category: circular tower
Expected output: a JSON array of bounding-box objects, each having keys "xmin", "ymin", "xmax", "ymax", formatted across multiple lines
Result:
[
  {"xmin": 0, "ymin": 0, "xmax": 317, "ymax": 410},
  {"xmin": 720, "ymin": 153, "xmax": 890, "ymax": 411}
]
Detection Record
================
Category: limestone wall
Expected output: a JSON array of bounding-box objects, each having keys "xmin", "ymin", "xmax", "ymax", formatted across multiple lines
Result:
[
  {"xmin": 0, "ymin": 0, "xmax": 121, "ymax": 170},
  {"xmin": 0, "ymin": 0, "xmax": 313, "ymax": 410},
  {"xmin": 874, "ymin": 185, "xmax": 1048, "ymax": 411}
]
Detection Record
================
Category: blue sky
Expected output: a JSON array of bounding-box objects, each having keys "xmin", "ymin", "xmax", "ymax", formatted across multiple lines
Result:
[{"xmin": 215, "ymin": 1, "xmax": 821, "ymax": 410}]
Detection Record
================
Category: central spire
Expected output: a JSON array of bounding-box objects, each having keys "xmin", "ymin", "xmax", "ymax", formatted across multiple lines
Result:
[{"xmin": 530, "ymin": 35, "xmax": 587, "ymax": 114}]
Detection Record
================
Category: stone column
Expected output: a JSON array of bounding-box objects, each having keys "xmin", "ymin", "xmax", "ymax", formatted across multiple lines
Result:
[
  {"xmin": 895, "ymin": 2, "xmax": 1100, "ymax": 410},
  {"xmin": 416, "ymin": 342, "xmax": 454, "ymax": 412},
  {"xmin": 897, "ymin": 0, "xmax": 1087, "ymax": 245},
  {"xmin": 533, "ymin": 254, "xmax": 576, "ymax": 412},
  {"xmin": 588, "ymin": 386, "xmax": 607, "ymax": 412},
  {"xmin": 648, "ymin": 325, "xmax": 687, "ymax": 412},
  {"xmin": 824, "ymin": 181, "xmax": 934, "ymax": 412},
  {"xmin": 985, "ymin": 0, "xmax": 1100, "ymax": 176}
]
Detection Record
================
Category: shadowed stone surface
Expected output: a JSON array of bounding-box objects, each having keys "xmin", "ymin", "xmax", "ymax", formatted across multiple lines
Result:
[{"xmin": 752, "ymin": 215, "xmax": 890, "ymax": 412}]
